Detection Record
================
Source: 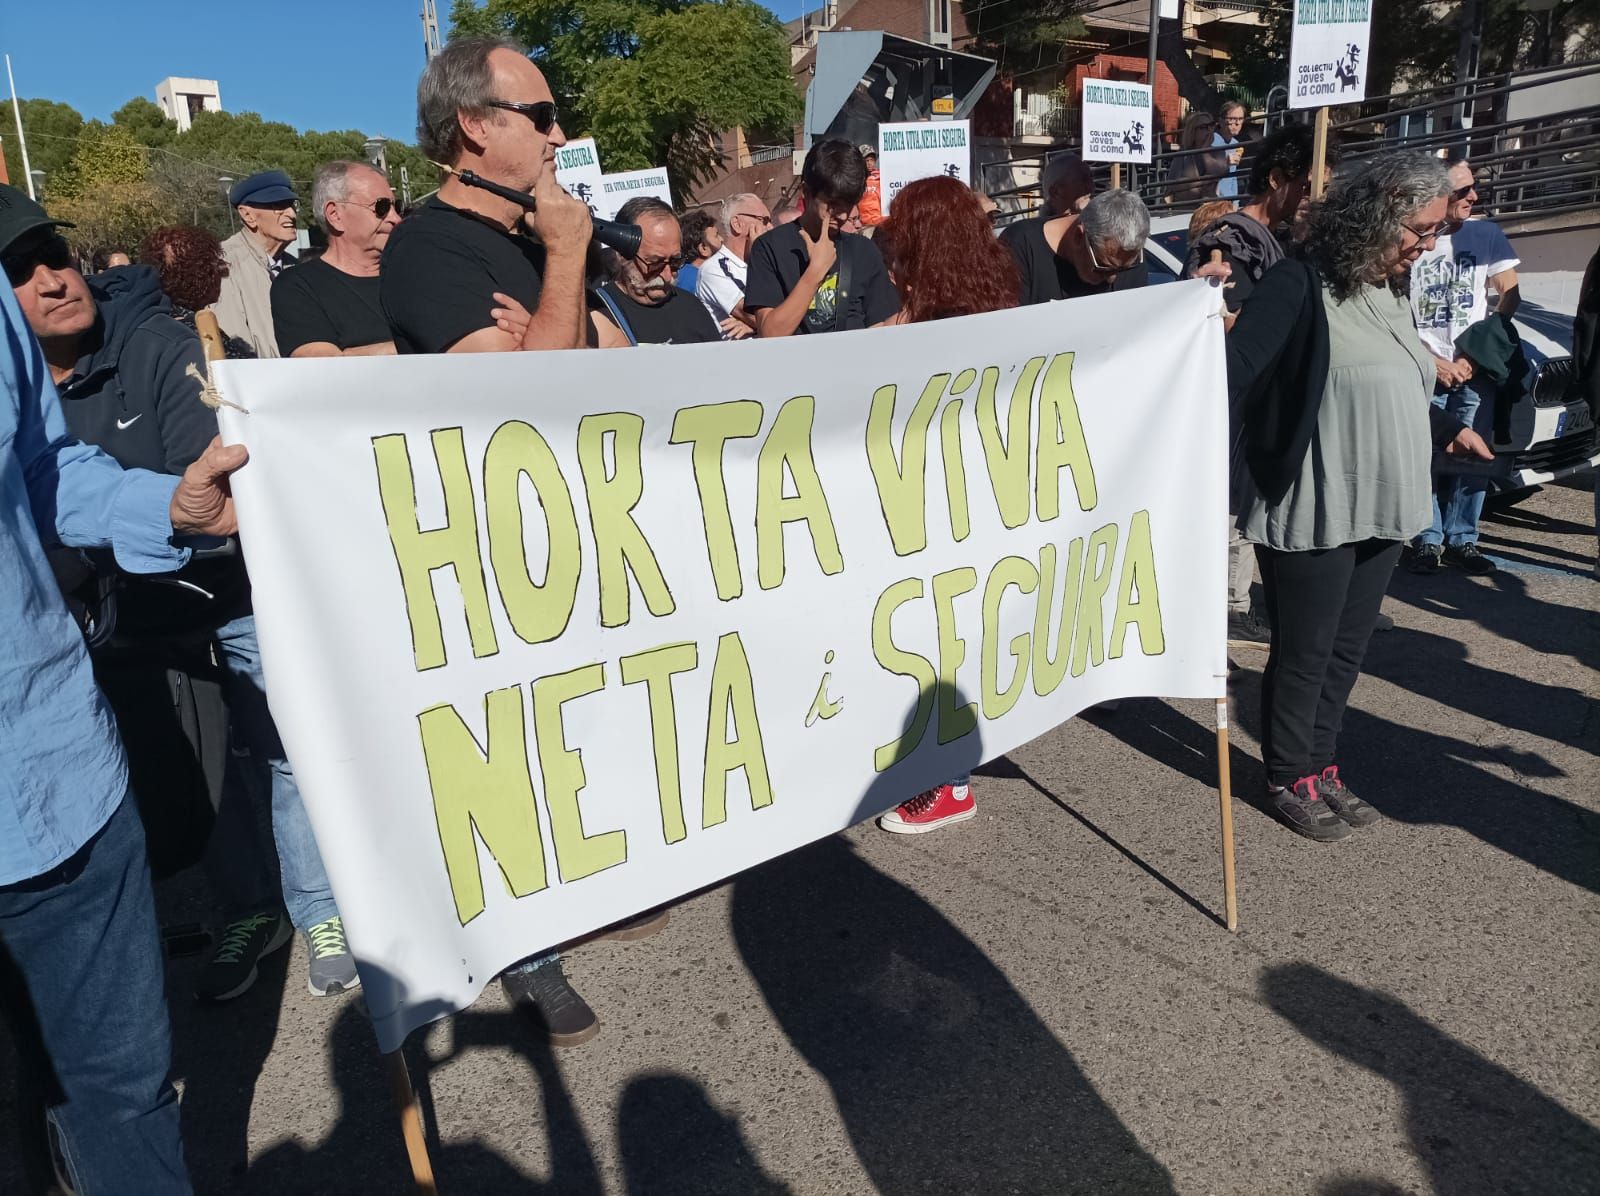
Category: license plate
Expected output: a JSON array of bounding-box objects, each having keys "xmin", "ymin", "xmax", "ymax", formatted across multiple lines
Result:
[{"xmin": 1568, "ymin": 405, "xmax": 1594, "ymax": 435}]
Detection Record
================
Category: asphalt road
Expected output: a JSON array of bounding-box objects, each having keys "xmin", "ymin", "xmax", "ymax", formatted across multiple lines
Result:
[{"xmin": 4, "ymin": 478, "xmax": 1597, "ymax": 1195}]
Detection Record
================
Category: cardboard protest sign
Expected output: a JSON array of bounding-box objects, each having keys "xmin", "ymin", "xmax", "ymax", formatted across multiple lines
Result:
[
  {"xmin": 1289, "ymin": 0, "xmax": 1373, "ymax": 108},
  {"xmin": 217, "ymin": 281, "xmax": 1228, "ymax": 1051},
  {"xmin": 595, "ymin": 167, "xmax": 674, "ymax": 221},
  {"xmin": 553, "ymin": 137, "xmax": 604, "ymax": 213},
  {"xmin": 1081, "ymin": 80, "xmax": 1154, "ymax": 165},
  {"xmin": 877, "ymin": 120, "xmax": 971, "ymax": 215}
]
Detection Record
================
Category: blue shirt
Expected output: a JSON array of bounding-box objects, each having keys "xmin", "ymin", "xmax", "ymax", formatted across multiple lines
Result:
[
  {"xmin": 1, "ymin": 284, "xmax": 188, "ymax": 885},
  {"xmin": 676, "ymin": 262, "xmax": 702, "ymax": 295},
  {"xmin": 1213, "ymin": 132, "xmax": 1242, "ymax": 199}
]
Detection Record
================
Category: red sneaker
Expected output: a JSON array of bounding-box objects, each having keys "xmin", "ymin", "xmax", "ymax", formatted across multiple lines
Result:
[{"xmin": 878, "ymin": 781, "xmax": 977, "ymax": 835}]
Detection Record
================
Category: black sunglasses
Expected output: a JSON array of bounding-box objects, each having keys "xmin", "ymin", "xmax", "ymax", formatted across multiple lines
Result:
[
  {"xmin": 1449, "ymin": 183, "xmax": 1476, "ymax": 202},
  {"xmin": 2, "ymin": 232, "xmax": 72, "ymax": 287},
  {"xmin": 487, "ymin": 99, "xmax": 559, "ymax": 134},
  {"xmin": 344, "ymin": 197, "xmax": 396, "ymax": 220}
]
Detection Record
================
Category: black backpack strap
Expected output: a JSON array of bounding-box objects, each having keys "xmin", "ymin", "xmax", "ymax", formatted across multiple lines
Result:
[{"xmin": 833, "ymin": 235, "xmax": 855, "ymax": 333}]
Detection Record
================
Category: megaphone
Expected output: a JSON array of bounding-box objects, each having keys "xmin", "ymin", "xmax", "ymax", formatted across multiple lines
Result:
[{"xmin": 452, "ymin": 168, "xmax": 643, "ymax": 258}]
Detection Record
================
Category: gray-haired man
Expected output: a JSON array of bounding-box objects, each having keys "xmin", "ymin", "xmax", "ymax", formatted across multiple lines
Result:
[
  {"xmin": 1002, "ymin": 188, "xmax": 1229, "ymax": 303},
  {"xmin": 270, "ymin": 160, "xmax": 399, "ymax": 357},
  {"xmin": 695, "ymin": 191, "xmax": 770, "ymax": 339}
]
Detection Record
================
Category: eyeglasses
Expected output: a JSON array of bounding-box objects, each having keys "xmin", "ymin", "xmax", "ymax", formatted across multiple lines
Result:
[
  {"xmin": 2, "ymin": 233, "xmax": 72, "ymax": 287},
  {"xmin": 1449, "ymin": 183, "xmax": 1476, "ymax": 202},
  {"xmin": 1082, "ymin": 232, "xmax": 1143, "ymax": 275},
  {"xmin": 487, "ymin": 99, "xmax": 559, "ymax": 134},
  {"xmin": 343, "ymin": 197, "xmax": 397, "ymax": 220},
  {"xmin": 1400, "ymin": 221, "xmax": 1442, "ymax": 245},
  {"xmin": 634, "ymin": 251, "xmax": 683, "ymax": 275},
  {"xmin": 737, "ymin": 210, "xmax": 773, "ymax": 228}
]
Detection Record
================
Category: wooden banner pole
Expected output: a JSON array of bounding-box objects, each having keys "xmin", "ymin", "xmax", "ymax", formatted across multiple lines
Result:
[
  {"xmin": 1111, "ymin": 161, "xmax": 1123, "ymax": 190},
  {"xmin": 387, "ymin": 1049, "xmax": 438, "ymax": 1194},
  {"xmin": 1310, "ymin": 106, "xmax": 1330, "ymax": 200},
  {"xmin": 1215, "ymin": 696, "xmax": 1239, "ymax": 932}
]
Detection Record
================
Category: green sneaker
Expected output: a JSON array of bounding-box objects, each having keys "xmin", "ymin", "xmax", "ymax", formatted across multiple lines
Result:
[
  {"xmin": 195, "ymin": 910, "xmax": 291, "ymax": 1002},
  {"xmin": 305, "ymin": 916, "xmax": 361, "ymax": 996}
]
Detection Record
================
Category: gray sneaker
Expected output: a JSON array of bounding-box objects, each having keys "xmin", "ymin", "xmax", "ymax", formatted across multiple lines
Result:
[
  {"xmin": 305, "ymin": 916, "xmax": 361, "ymax": 996},
  {"xmin": 1315, "ymin": 766, "xmax": 1380, "ymax": 826},
  {"xmin": 1270, "ymin": 776, "xmax": 1351, "ymax": 842}
]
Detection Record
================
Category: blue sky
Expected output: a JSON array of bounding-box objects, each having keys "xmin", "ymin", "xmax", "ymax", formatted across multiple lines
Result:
[{"xmin": 1, "ymin": 0, "xmax": 806, "ymax": 142}]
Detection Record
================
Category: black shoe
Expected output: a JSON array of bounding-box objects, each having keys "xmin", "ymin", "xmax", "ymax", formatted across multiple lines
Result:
[
  {"xmin": 1408, "ymin": 544, "xmax": 1443, "ymax": 574},
  {"xmin": 1444, "ymin": 543, "xmax": 1496, "ymax": 575},
  {"xmin": 1315, "ymin": 766, "xmax": 1380, "ymax": 826},
  {"xmin": 1227, "ymin": 607, "xmax": 1271, "ymax": 648},
  {"xmin": 1371, "ymin": 611, "xmax": 1394, "ymax": 632},
  {"xmin": 1270, "ymin": 776, "xmax": 1351, "ymax": 842},
  {"xmin": 194, "ymin": 910, "xmax": 292, "ymax": 1002},
  {"xmin": 501, "ymin": 958, "xmax": 599, "ymax": 1046}
]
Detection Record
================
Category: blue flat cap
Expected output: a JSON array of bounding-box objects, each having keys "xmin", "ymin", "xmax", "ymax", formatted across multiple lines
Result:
[{"xmin": 229, "ymin": 170, "xmax": 298, "ymax": 206}]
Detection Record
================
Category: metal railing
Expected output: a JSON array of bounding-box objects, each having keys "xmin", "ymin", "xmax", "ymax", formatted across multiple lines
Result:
[{"xmin": 984, "ymin": 61, "xmax": 1600, "ymax": 227}]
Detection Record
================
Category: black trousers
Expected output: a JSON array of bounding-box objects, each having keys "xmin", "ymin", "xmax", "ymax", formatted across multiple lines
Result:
[{"xmin": 1254, "ymin": 538, "xmax": 1402, "ymax": 787}]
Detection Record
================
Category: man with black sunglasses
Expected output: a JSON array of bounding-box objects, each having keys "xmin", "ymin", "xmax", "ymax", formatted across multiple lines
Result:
[
  {"xmin": 383, "ymin": 37, "xmax": 664, "ymax": 1050},
  {"xmin": 270, "ymin": 160, "xmax": 398, "ymax": 357},
  {"xmin": 382, "ymin": 36, "xmax": 598, "ymax": 356},
  {"xmin": 591, "ymin": 197, "xmax": 720, "ymax": 346}
]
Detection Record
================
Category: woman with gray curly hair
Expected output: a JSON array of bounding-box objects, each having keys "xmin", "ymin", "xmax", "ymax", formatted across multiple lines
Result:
[{"xmin": 1225, "ymin": 149, "xmax": 1493, "ymax": 843}]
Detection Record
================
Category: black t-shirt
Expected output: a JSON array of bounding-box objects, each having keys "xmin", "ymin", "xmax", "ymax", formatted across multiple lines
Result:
[
  {"xmin": 600, "ymin": 283, "xmax": 720, "ymax": 345},
  {"xmin": 270, "ymin": 258, "xmax": 392, "ymax": 355},
  {"xmin": 999, "ymin": 216, "xmax": 1148, "ymax": 305},
  {"xmin": 744, "ymin": 222, "xmax": 899, "ymax": 333},
  {"xmin": 381, "ymin": 196, "xmax": 546, "ymax": 354}
]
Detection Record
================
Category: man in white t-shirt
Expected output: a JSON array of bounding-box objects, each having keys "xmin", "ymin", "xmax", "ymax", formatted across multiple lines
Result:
[
  {"xmin": 1408, "ymin": 155, "xmax": 1520, "ymax": 576},
  {"xmin": 696, "ymin": 192, "xmax": 770, "ymax": 340}
]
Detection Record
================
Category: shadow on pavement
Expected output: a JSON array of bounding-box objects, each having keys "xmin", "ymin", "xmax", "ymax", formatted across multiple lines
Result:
[
  {"xmin": 977, "ymin": 749, "xmax": 1226, "ymax": 927},
  {"xmin": 1227, "ymin": 667, "xmax": 1600, "ymax": 896},
  {"xmin": 618, "ymin": 1072, "xmax": 791, "ymax": 1194},
  {"xmin": 1357, "ymin": 624, "xmax": 1597, "ymax": 756},
  {"xmin": 245, "ymin": 991, "xmax": 605, "ymax": 1194},
  {"xmin": 172, "ymin": 941, "xmax": 290, "ymax": 1192},
  {"xmin": 731, "ymin": 832, "xmax": 1176, "ymax": 1194},
  {"xmin": 1262, "ymin": 963, "xmax": 1600, "ymax": 1196},
  {"xmin": 1387, "ymin": 568, "xmax": 1599, "ymax": 673}
]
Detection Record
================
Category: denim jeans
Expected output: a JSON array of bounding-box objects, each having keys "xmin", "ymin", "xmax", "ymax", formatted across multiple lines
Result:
[
  {"xmin": 1418, "ymin": 379, "xmax": 1495, "ymax": 549},
  {"xmin": 212, "ymin": 614, "xmax": 339, "ymax": 931},
  {"xmin": 0, "ymin": 795, "xmax": 189, "ymax": 1194}
]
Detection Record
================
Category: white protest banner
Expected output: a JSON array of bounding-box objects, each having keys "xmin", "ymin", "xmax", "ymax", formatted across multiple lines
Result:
[
  {"xmin": 553, "ymin": 137, "xmax": 604, "ymax": 213},
  {"xmin": 1289, "ymin": 0, "xmax": 1373, "ymax": 109},
  {"xmin": 216, "ymin": 282, "xmax": 1228, "ymax": 1051},
  {"xmin": 595, "ymin": 167, "xmax": 674, "ymax": 221},
  {"xmin": 1081, "ymin": 79, "xmax": 1153, "ymax": 165},
  {"xmin": 877, "ymin": 120, "xmax": 971, "ymax": 215}
]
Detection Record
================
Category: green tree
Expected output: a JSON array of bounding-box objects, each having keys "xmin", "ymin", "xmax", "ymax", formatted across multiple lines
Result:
[
  {"xmin": 112, "ymin": 97, "xmax": 178, "ymax": 150},
  {"xmin": 0, "ymin": 98, "xmax": 85, "ymax": 195},
  {"xmin": 960, "ymin": 0, "xmax": 1086, "ymax": 68},
  {"xmin": 449, "ymin": 0, "xmax": 802, "ymax": 198},
  {"xmin": 49, "ymin": 123, "xmax": 150, "ymax": 199}
]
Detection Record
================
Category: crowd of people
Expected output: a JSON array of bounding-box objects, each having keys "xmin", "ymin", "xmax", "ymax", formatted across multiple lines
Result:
[{"xmin": 1, "ymin": 32, "xmax": 1561, "ymax": 1193}]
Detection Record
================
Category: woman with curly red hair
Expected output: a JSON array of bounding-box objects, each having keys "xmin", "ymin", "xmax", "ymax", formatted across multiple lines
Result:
[
  {"xmin": 874, "ymin": 175, "xmax": 1020, "ymax": 836},
  {"xmin": 877, "ymin": 175, "xmax": 1021, "ymax": 325},
  {"xmin": 138, "ymin": 225, "xmax": 255, "ymax": 359}
]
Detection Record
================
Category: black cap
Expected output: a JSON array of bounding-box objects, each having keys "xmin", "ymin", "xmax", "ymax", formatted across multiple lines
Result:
[
  {"xmin": 0, "ymin": 184, "xmax": 74, "ymax": 257},
  {"xmin": 228, "ymin": 170, "xmax": 298, "ymax": 207}
]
